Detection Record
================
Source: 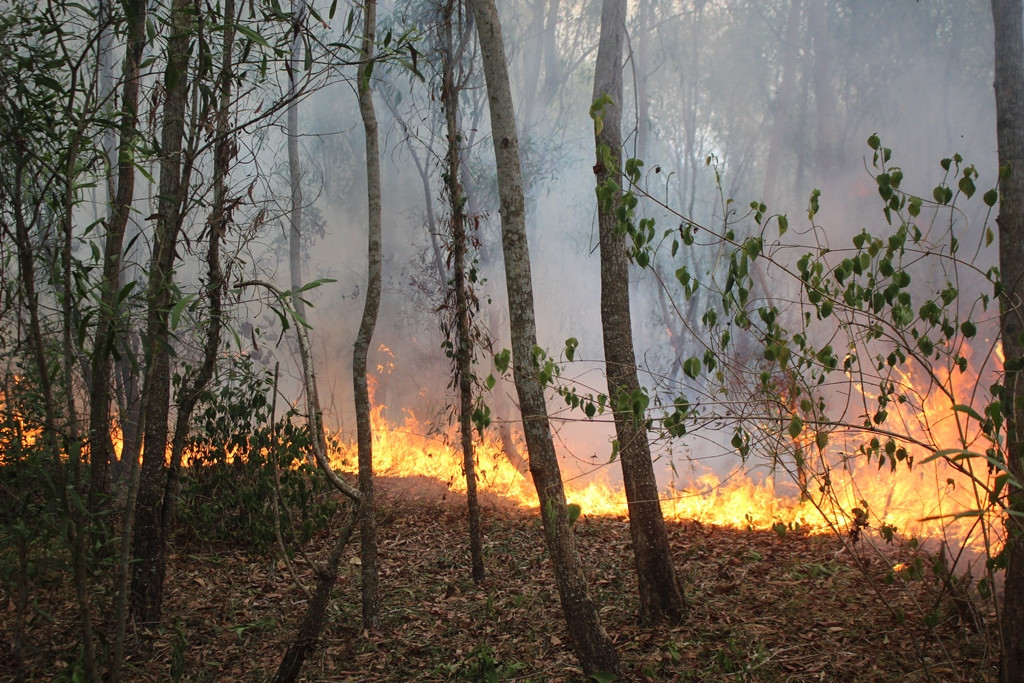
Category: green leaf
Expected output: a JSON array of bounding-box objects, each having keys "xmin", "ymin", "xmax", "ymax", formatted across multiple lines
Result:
[
  {"xmin": 117, "ymin": 281, "xmax": 137, "ymax": 304},
  {"xmin": 984, "ymin": 188, "xmax": 999, "ymax": 207},
  {"xmin": 952, "ymin": 403, "xmax": 984, "ymax": 422},
  {"xmin": 958, "ymin": 175, "xmax": 976, "ymax": 198},
  {"xmin": 295, "ymin": 277, "xmax": 337, "ymax": 293},
  {"xmin": 543, "ymin": 499, "xmax": 556, "ymax": 525},
  {"xmin": 787, "ymin": 416, "xmax": 803, "ymax": 439},
  {"xmin": 908, "ymin": 196, "xmax": 922, "ymax": 217},
  {"xmin": 564, "ymin": 337, "xmax": 578, "ymax": 362},
  {"xmin": 34, "ymin": 74, "xmax": 63, "ymax": 92},
  {"xmin": 494, "ymin": 349, "xmax": 511, "ymax": 374},
  {"xmin": 808, "ymin": 189, "xmax": 821, "ymax": 220},
  {"xmin": 170, "ymin": 293, "xmax": 197, "ymax": 330},
  {"xmin": 589, "ymin": 93, "xmax": 614, "ymax": 135},
  {"xmin": 567, "ymin": 503, "xmax": 582, "ymax": 526},
  {"xmin": 235, "ymin": 22, "xmax": 270, "ymax": 47}
]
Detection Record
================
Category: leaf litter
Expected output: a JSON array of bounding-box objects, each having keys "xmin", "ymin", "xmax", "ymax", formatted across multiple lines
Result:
[{"xmin": 0, "ymin": 475, "xmax": 999, "ymax": 681}]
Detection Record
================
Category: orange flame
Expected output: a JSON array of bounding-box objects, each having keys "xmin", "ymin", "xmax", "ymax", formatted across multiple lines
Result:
[{"xmin": 328, "ymin": 347, "xmax": 1004, "ymax": 565}]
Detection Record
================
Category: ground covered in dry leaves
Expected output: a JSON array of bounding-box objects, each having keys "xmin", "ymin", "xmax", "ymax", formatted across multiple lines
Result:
[{"xmin": 2, "ymin": 476, "xmax": 1000, "ymax": 681}]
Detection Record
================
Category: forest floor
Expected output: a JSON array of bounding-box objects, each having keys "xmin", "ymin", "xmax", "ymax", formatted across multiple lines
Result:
[{"xmin": 1, "ymin": 474, "xmax": 1001, "ymax": 682}]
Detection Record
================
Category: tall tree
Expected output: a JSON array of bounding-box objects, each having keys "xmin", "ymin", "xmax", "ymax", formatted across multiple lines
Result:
[
  {"xmin": 87, "ymin": 0, "xmax": 146, "ymax": 506},
  {"xmin": 634, "ymin": 0, "xmax": 651, "ymax": 162},
  {"xmin": 441, "ymin": 0, "xmax": 484, "ymax": 583},
  {"xmin": 760, "ymin": 0, "xmax": 802, "ymax": 203},
  {"xmin": 592, "ymin": 0, "xmax": 687, "ymax": 626},
  {"xmin": 806, "ymin": 0, "xmax": 837, "ymax": 173},
  {"xmin": 354, "ymin": 0, "xmax": 383, "ymax": 631},
  {"xmin": 288, "ymin": 0, "xmax": 307, "ymax": 322},
  {"xmin": 992, "ymin": 1, "xmax": 1024, "ymax": 680},
  {"xmin": 469, "ymin": 0, "xmax": 621, "ymax": 675},
  {"xmin": 130, "ymin": 0, "xmax": 193, "ymax": 625}
]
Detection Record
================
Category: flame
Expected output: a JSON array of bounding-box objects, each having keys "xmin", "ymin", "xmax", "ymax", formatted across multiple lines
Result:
[
  {"xmin": 327, "ymin": 345, "xmax": 1004, "ymax": 565},
  {"xmin": 0, "ymin": 341, "xmax": 1003, "ymax": 564}
]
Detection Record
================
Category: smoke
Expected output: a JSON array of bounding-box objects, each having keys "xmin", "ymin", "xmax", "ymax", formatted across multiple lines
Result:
[{"xmin": 237, "ymin": 1, "xmax": 999, "ymax": 494}]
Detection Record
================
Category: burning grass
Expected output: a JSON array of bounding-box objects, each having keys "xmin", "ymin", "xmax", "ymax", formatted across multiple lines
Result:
[{"xmin": 0, "ymin": 475, "xmax": 999, "ymax": 682}]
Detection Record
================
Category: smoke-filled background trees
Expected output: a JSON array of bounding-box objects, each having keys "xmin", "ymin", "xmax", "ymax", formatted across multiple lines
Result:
[{"xmin": 1, "ymin": 0, "xmax": 1021, "ymax": 680}]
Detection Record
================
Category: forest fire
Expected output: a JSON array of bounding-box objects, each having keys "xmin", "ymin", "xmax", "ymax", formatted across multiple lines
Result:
[
  {"xmin": 1, "ymin": 351, "xmax": 1003, "ymax": 563},
  {"xmin": 327, "ymin": 350, "xmax": 1004, "ymax": 564}
]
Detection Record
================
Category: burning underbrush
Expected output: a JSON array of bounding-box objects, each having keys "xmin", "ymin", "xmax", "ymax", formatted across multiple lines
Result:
[{"xmin": 324, "ymin": 392, "xmax": 1003, "ymax": 577}]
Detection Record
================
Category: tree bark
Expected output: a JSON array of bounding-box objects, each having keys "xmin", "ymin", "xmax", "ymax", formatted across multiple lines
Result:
[
  {"xmin": 130, "ymin": 0, "xmax": 192, "ymax": 626},
  {"xmin": 272, "ymin": 506, "xmax": 360, "ymax": 683},
  {"xmin": 992, "ymin": 2, "xmax": 1024, "ymax": 680},
  {"xmin": 592, "ymin": 0, "xmax": 687, "ymax": 626},
  {"xmin": 634, "ymin": 0, "xmax": 650, "ymax": 162},
  {"xmin": 442, "ymin": 0, "xmax": 484, "ymax": 583},
  {"xmin": 88, "ymin": 0, "xmax": 146, "ymax": 506},
  {"xmin": 158, "ymin": 0, "xmax": 234, "ymax": 585},
  {"xmin": 469, "ymin": 0, "xmax": 621, "ymax": 675},
  {"xmin": 355, "ymin": 0, "xmax": 383, "ymax": 631},
  {"xmin": 288, "ymin": 0, "xmax": 307, "ymax": 322}
]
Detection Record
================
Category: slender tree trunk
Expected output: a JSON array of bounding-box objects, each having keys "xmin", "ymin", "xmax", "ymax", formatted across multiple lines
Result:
[
  {"xmin": 272, "ymin": 507, "xmax": 360, "ymax": 683},
  {"xmin": 386, "ymin": 109, "xmax": 445, "ymax": 286},
  {"xmin": 992, "ymin": 2, "xmax": 1024, "ymax": 681},
  {"xmin": 592, "ymin": 0, "xmax": 687, "ymax": 626},
  {"xmin": 288, "ymin": 0, "xmax": 307, "ymax": 321},
  {"xmin": 519, "ymin": 0, "xmax": 547, "ymax": 129},
  {"xmin": 469, "ymin": 0, "xmax": 621, "ymax": 675},
  {"xmin": 159, "ymin": 0, "xmax": 234, "ymax": 569},
  {"xmin": 11, "ymin": 125, "xmax": 100, "ymax": 681},
  {"xmin": 59, "ymin": 104, "xmax": 102, "ymax": 683},
  {"xmin": 355, "ymin": 0, "xmax": 383, "ymax": 630},
  {"xmin": 130, "ymin": 0, "xmax": 192, "ymax": 625},
  {"xmin": 442, "ymin": 0, "xmax": 484, "ymax": 583},
  {"xmin": 634, "ymin": 0, "xmax": 650, "ymax": 162},
  {"xmin": 807, "ymin": 0, "xmax": 837, "ymax": 173},
  {"xmin": 541, "ymin": 0, "xmax": 561, "ymax": 99},
  {"xmin": 761, "ymin": 0, "xmax": 801, "ymax": 203},
  {"xmin": 88, "ymin": 0, "xmax": 146, "ymax": 506}
]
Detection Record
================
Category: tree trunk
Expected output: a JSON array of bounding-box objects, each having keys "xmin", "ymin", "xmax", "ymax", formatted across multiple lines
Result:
[
  {"xmin": 442, "ymin": 0, "xmax": 484, "ymax": 583},
  {"xmin": 992, "ymin": 2, "xmax": 1024, "ymax": 681},
  {"xmin": 592, "ymin": 0, "xmax": 687, "ymax": 626},
  {"xmin": 541, "ymin": 0, "xmax": 561, "ymax": 95},
  {"xmin": 807, "ymin": 0, "xmax": 837, "ymax": 173},
  {"xmin": 634, "ymin": 0, "xmax": 650, "ymax": 162},
  {"xmin": 88, "ymin": 0, "xmax": 146, "ymax": 507},
  {"xmin": 518, "ymin": 0, "xmax": 547, "ymax": 129},
  {"xmin": 760, "ymin": 0, "xmax": 802, "ymax": 204},
  {"xmin": 355, "ymin": 0, "xmax": 383, "ymax": 631},
  {"xmin": 159, "ymin": 0, "xmax": 234, "ymax": 578},
  {"xmin": 469, "ymin": 0, "xmax": 621, "ymax": 675},
  {"xmin": 130, "ymin": 0, "xmax": 192, "ymax": 626},
  {"xmin": 272, "ymin": 506, "xmax": 360, "ymax": 683},
  {"xmin": 288, "ymin": 0, "xmax": 307, "ymax": 322}
]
